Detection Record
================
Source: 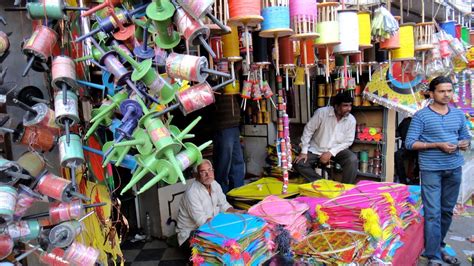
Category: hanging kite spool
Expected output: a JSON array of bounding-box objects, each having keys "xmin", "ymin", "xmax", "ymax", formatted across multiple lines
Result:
[
  {"xmin": 51, "ymin": 56, "xmax": 78, "ymax": 91},
  {"xmin": 279, "ymin": 36, "xmax": 295, "ymax": 91},
  {"xmin": 358, "ymin": 11, "xmax": 373, "ymax": 50},
  {"xmin": 146, "ymin": 0, "xmax": 181, "ymax": 50},
  {"xmin": 22, "ymin": 25, "xmax": 58, "ymax": 77},
  {"xmin": 4, "ymin": 0, "xmax": 88, "ymax": 20},
  {"xmin": 334, "ymin": 10, "xmax": 360, "ymax": 55},
  {"xmin": 259, "ymin": 0, "xmax": 293, "ymax": 75},
  {"xmin": 315, "ymin": 2, "xmax": 339, "ymax": 82},
  {"xmin": 391, "ymin": 23, "xmax": 416, "ymax": 61},
  {"xmin": 228, "ymin": 0, "xmax": 264, "ymax": 69},
  {"xmin": 222, "ymin": 25, "xmax": 243, "ymax": 82}
]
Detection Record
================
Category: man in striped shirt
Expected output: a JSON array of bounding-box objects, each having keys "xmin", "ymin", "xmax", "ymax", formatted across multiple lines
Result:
[{"xmin": 406, "ymin": 76, "xmax": 471, "ymax": 266}]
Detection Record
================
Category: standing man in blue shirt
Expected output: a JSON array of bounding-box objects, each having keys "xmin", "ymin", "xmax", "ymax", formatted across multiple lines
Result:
[{"xmin": 406, "ymin": 76, "xmax": 471, "ymax": 266}]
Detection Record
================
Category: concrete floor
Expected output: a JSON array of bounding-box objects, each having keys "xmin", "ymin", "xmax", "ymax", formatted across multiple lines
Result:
[{"xmin": 444, "ymin": 205, "xmax": 474, "ymax": 266}]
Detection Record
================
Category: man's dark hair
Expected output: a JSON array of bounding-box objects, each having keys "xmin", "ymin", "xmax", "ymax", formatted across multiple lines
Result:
[
  {"xmin": 429, "ymin": 76, "xmax": 452, "ymax": 92},
  {"xmin": 332, "ymin": 90, "xmax": 353, "ymax": 106}
]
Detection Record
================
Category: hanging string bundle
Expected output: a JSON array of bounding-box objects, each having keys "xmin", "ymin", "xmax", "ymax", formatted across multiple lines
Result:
[
  {"xmin": 315, "ymin": 2, "xmax": 340, "ymax": 82},
  {"xmin": 228, "ymin": 0, "xmax": 263, "ymax": 68},
  {"xmin": 222, "ymin": 25, "xmax": 242, "ymax": 82},
  {"xmin": 290, "ymin": 0, "xmax": 318, "ymax": 119}
]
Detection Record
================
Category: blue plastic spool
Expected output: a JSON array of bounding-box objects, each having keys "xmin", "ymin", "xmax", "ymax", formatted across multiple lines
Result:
[
  {"xmin": 83, "ymin": 145, "xmax": 137, "ymax": 171},
  {"xmin": 261, "ymin": 6, "xmax": 290, "ymax": 31},
  {"xmin": 440, "ymin": 21, "xmax": 456, "ymax": 38}
]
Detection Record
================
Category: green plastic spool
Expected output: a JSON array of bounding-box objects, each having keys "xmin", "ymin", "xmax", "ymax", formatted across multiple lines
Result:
[
  {"xmin": 75, "ymin": 46, "xmax": 105, "ymax": 62},
  {"xmin": 462, "ymin": 27, "xmax": 470, "ymax": 44},
  {"xmin": 169, "ymin": 125, "xmax": 194, "ymax": 140},
  {"xmin": 120, "ymin": 151, "xmax": 160, "ymax": 194},
  {"xmin": 335, "ymin": 55, "xmax": 346, "ymax": 67},
  {"xmin": 91, "ymin": 22, "xmax": 109, "ymax": 44},
  {"xmin": 147, "ymin": 0, "xmax": 181, "ymax": 49},
  {"xmin": 159, "ymin": 82, "xmax": 178, "ymax": 105},
  {"xmin": 359, "ymin": 150, "xmax": 369, "ymax": 163},
  {"xmin": 102, "ymin": 141, "xmax": 129, "ymax": 167},
  {"xmin": 113, "ymin": 128, "xmax": 153, "ymax": 156},
  {"xmin": 114, "ymin": 45, "xmax": 157, "ymax": 84},
  {"xmin": 0, "ymin": 185, "xmax": 18, "ymax": 224},
  {"xmin": 90, "ymin": 91, "xmax": 128, "ymax": 124},
  {"xmin": 8, "ymin": 219, "xmax": 41, "ymax": 241},
  {"xmin": 59, "ymin": 134, "xmax": 85, "ymax": 168},
  {"xmin": 27, "ymin": 0, "xmax": 65, "ymax": 20}
]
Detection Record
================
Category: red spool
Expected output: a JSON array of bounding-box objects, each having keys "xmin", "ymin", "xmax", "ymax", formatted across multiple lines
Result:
[
  {"xmin": 37, "ymin": 173, "xmax": 72, "ymax": 202},
  {"xmin": 210, "ymin": 36, "xmax": 223, "ymax": 61},
  {"xmin": 300, "ymin": 39, "xmax": 315, "ymax": 65},
  {"xmin": 23, "ymin": 25, "xmax": 58, "ymax": 62},
  {"xmin": 455, "ymin": 24, "xmax": 461, "ymax": 39},
  {"xmin": 14, "ymin": 124, "xmax": 56, "ymax": 152},
  {"xmin": 0, "ymin": 234, "xmax": 13, "ymax": 260},
  {"xmin": 317, "ymin": 46, "xmax": 334, "ymax": 60},
  {"xmin": 23, "ymin": 103, "xmax": 60, "ymax": 135},
  {"xmin": 49, "ymin": 200, "xmax": 84, "ymax": 224},
  {"xmin": 177, "ymin": 83, "xmax": 215, "ymax": 115},
  {"xmin": 279, "ymin": 36, "xmax": 294, "ymax": 66},
  {"xmin": 229, "ymin": 0, "xmax": 261, "ymax": 20},
  {"xmin": 349, "ymin": 53, "xmax": 362, "ymax": 63},
  {"xmin": 39, "ymin": 248, "xmax": 69, "ymax": 266}
]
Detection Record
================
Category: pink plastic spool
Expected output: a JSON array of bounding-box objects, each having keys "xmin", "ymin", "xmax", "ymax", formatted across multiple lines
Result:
[
  {"xmin": 14, "ymin": 184, "xmax": 43, "ymax": 220},
  {"xmin": 64, "ymin": 242, "xmax": 99, "ymax": 266},
  {"xmin": 0, "ymin": 234, "xmax": 13, "ymax": 260},
  {"xmin": 49, "ymin": 200, "xmax": 84, "ymax": 224},
  {"xmin": 37, "ymin": 173, "xmax": 73, "ymax": 202},
  {"xmin": 177, "ymin": 82, "xmax": 215, "ymax": 115}
]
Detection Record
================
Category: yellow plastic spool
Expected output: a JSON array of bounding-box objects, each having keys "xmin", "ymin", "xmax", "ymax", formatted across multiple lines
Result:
[
  {"xmin": 294, "ymin": 67, "xmax": 305, "ymax": 85},
  {"xmin": 391, "ymin": 23, "xmax": 416, "ymax": 61},
  {"xmin": 315, "ymin": 21, "xmax": 339, "ymax": 46},
  {"xmin": 358, "ymin": 11, "xmax": 372, "ymax": 49},
  {"xmin": 222, "ymin": 25, "xmax": 241, "ymax": 60},
  {"xmin": 224, "ymin": 79, "xmax": 240, "ymax": 94}
]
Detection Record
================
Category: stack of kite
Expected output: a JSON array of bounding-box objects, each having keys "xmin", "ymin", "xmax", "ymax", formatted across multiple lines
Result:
[
  {"xmin": 298, "ymin": 179, "xmax": 355, "ymax": 199},
  {"xmin": 226, "ymin": 178, "xmax": 300, "ymax": 210},
  {"xmin": 248, "ymin": 196, "xmax": 309, "ymax": 256},
  {"xmin": 190, "ymin": 213, "xmax": 273, "ymax": 265}
]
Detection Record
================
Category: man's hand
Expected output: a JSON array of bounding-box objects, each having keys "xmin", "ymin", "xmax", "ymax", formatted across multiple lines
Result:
[
  {"xmin": 319, "ymin": 152, "xmax": 332, "ymax": 164},
  {"xmin": 294, "ymin": 153, "xmax": 308, "ymax": 164},
  {"xmin": 458, "ymin": 140, "xmax": 471, "ymax": 151},
  {"xmin": 438, "ymin": 143, "xmax": 457, "ymax": 154}
]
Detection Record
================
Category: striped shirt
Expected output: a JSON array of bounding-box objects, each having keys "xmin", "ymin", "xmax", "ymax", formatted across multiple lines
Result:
[{"xmin": 405, "ymin": 106, "xmax": 471, "ymax": 171}]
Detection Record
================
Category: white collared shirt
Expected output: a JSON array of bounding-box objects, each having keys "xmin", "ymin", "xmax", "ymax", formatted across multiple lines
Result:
[
  {"xmin": 300, "ymin": 106, "xmax": 356, "ymax": 156},
  {"xmin": 176, "ymin": 180, "xmax": 232, "ymax": 245}
]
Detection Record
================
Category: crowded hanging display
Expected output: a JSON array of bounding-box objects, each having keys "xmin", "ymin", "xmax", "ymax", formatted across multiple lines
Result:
[{"xmin": 0, "ymin": 0, "xmax": 472, "ymax": 265}]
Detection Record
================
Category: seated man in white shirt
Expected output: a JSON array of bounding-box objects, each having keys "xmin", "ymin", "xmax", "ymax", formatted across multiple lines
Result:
[
  {"xmin": 176, "ymin": 159, "xmax": 243, "ymax": 253},
  {"xmin": 294, "ymin": 91, "xmax": 358, "ymax": 184}
]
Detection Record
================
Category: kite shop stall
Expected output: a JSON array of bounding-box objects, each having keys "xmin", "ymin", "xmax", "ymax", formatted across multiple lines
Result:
[{"xmin": 0, "ymin": 0, "xmax": 472, "ymax": 265}]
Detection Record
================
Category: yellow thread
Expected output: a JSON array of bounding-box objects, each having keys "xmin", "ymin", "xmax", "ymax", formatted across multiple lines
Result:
[
  {"xmin": 315, "ymin": 21, "xmax": 339, "ymax": 45},
  {"xmin": 391, "ymin": 23, "xmax": 415, "ymax": 60},
  {"xmin": 360, "ymin": 208, "xmax": 382, "ymax": 239},
  {"xmin": 316, "ymin": 205, "xmax": 329, "ymax": 224},
  {"xmin": 224, "ymin": 79, "xmax": 240, "ymax": 95},
  {"xmin": 358, "ymin": 12, "xmax": 372, "ymax": 48},
  {"xmin": 223, "ymin": 26, "xmax": 240, "ymax": 58}
]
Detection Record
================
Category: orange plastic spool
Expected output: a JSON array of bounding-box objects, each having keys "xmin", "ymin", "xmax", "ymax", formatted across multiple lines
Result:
[{"xmin": 300, "ymin": 39, "xmax": 315, "ymax": 65}]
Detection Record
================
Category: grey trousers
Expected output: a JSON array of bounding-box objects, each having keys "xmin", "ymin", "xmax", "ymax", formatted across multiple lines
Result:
[{"xmin": 293, "ymin": 149, "xmax": 358, "ymax": 184}]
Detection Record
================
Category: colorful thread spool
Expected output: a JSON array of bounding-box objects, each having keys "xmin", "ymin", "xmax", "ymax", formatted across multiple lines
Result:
[
  {"xmin": 252, "ymin": 31, "xmax": 270, "ymax": 64},
  {"xmin": 439, "ymin": 21, "xmax": 456, "ymax": 39},
  {"xmin": 64, "ymin": 242, "xmax": 99, "ymax": 266},
  {"xmin": 455, "ymin": 23, "xmax": 462, "ymax": 40},
  {"xmin": 51, "ymin": 56, "xmax": 78, "ymax": 91},
  {"xmin": 334, "ymin": 10, "xmax": 359, "ymax": 54},
  {"xmin": 415, "ymin": 22, "xmax": 435, "ymax": 51},
  {"xmin": 461, "ymin": 26, "xmax": 469, "ymax": 44},
  {"xmin": 289, "ymin": 0, "xmax": 318, "ymax": 39},
  {"xmin": 174, "ymin": 6, "xmax": 213, "ymax": 56},
  {"xmin": 14, "ymin": 184, "xmax": 43, "ymax": 221},
  {"xmin": 16, "ymin": 152, "xmax": 46, "ymax": 177},
  {"xmin": 358, "ymin": 11, "xmax": 372, "ymax": 49},
  {"xmin": 8, "ymin": 219, "xmax": 41, "ymax": 241},
  {"xmin": 228, "ymin": 0, "xmax": 263, "ymax": 26},
  {"xmin": 315, "ymin": 2, "xmax": 339, "ymax": 46},
  {"xmin": 137, "ymin": 141, "xmax": 212, "ymax": 194},
  {"xmin": 22, "ymin": 25, "xmax": 58, "ymax": 77},
  {"xmin": 176, "ymin": 0, "xmax": 213, "ymax": 20},
  {"xmin": 359, "ymin": 150, "xmax": 369, "ymax": 162},
  {"xmin": 59, "ymin": 134, "xmax": 85, "ymax": 168},
  {"xmin": 54, "ymin": 90, "xmax": 80, "ymax": 127},
  {"xmin": 22, "ymin": 0, "xmax": 86, "ymax": 20},
  {"xmin": 49, "ymin": 200, "xmax": 84, "ymax": 224},
  {"xmin": 13, "ymin": 124, "xmax": 56, "ymax": 152},
  {"xmin": 49, "ymin": 220, "xmax": 83, "ymax": 248},
  {"xmin": 39, "ymin": 248, "xmax": 69, "ymax": 266},
  {"xmin": 37, "ymin": 172, "xmax": 74, "ymax": 202},
  {"xmin": 300, "ymin": 39, "xmax": 315, "ymax": 65},
  {"xmin": 0, "ymin": 31, "xmax": 10, "ymax": 56},
  {"xmin": 279, "ymin": 36, "xmax": 295, "ymax": 66},
  {"xmin": 0, "ymin": 234, "xmax": 13, "ymax": 260},
  {"xmin": 222, "ymin": 26, "xmax": 242, "ymax": 61},
  {"xmin": 260, "ymin": 1, "xmax": 292, "ymax": 36},
  {"xmin": 0, "ymin": 185, "xmax": 17, "ymax": 224},
  {"xmin": 165, "ymin": 53, "xmax": 209, "ymax": 83},
  {"xmin": 147, "ymin": 0, "xmax": 181, "ymax": 49},
  {"xmin": 224, "ymin": 79, "xmax": 240, "ymax": 95},
  {"xmin": 210, "ymin": 36, "xmax": 223, "ymax": 61},
  {"xmin": 391, "ymin": 23, "xmax": 415, "ymax": 61},
  {"xmin": 177, "ymin": 83, "xmax": 215, "ymax": 115}
]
